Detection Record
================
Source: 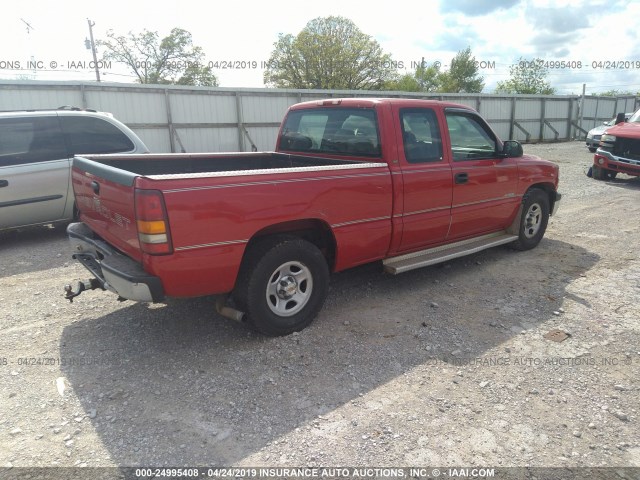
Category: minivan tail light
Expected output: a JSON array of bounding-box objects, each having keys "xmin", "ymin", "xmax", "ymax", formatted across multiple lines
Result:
[{"xmin": 134, "ymin": 189, "xmax": 173, "ymax": 255}]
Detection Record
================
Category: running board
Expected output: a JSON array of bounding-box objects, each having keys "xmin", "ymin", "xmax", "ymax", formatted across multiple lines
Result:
[{"xmin": 383, "ymin": 232, "xmax": 518, "ymax": 274}]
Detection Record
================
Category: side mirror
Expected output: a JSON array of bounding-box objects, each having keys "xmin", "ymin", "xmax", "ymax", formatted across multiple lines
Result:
[
  {"xmin": 501, "ymin": 140, "xmax": 523, "ymax": 158},
  {"xmin": 615, "ymin": 112, "xmax": 626, "ymax": 125}
]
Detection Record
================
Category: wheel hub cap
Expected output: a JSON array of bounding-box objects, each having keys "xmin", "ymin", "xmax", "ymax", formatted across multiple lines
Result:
[
  {"xmin": 277, "ymin": 276, "xmax": 298, "ymax": 299},
  {"xmin": 266, "ymin": 261, "xmax": 313, "ymax": 317},
  {"xmin": 524, "ymin": 203, "xmax": 542, "ymax": 238}
]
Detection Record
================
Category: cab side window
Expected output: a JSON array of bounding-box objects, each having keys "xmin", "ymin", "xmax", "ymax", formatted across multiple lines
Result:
[
  {"xmin": 400, "ymin": 108, "xmax": 443, "ymax": 163},
  {"xmin": 445, "ymin": 112, "xmax": 496, "ymax": 161},
  {"xmin": 60, "ymin": 116, "xmax": 135, "ymax": 155},
  {"xmin": 0, "ymin": 117, "xmax": 68, "ymax": 167}
]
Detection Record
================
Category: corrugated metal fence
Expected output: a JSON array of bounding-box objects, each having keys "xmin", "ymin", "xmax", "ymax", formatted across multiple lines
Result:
[{"xmin": 1, "ymin": 80, "xmax": 637, "ymax": 153}]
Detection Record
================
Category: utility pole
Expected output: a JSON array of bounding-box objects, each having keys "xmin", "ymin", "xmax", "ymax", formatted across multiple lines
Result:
[
  {"xmin": 86, "ymin": 19, "xmax": 100, "ymax": 82},
  {"xmin": 21, "ymin": 19, "xmax": 36, "ymax": 80}
]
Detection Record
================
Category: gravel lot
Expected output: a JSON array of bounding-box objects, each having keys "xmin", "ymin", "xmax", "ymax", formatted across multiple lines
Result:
[{"xmin": 1, "ymin": 141, "xmax": 639, "ymax": 476}]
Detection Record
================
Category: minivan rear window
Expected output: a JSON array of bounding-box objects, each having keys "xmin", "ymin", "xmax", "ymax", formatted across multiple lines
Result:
[{"xmin": 60, "ymin": 116, "xmax": 135, "ymax": 155}]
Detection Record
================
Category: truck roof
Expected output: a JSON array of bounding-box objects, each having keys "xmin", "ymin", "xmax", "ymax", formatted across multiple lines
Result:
[{"xmin": 290, "ymin": 97, "xmax": 476, "ymax": 111}]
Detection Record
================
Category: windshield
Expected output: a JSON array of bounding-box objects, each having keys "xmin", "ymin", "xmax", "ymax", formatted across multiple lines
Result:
[{"xmin": 628, "ymin": 109, "xmax": 640, "ymax": 123}]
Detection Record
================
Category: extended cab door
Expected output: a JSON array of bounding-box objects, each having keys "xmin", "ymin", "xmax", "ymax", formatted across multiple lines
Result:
[
  {"xmin": 395, "ymin": 106, "xmax": 453, "ymax": 252},
  {"xmin": 444, "ymin": 109, "xmax": 519, "ymax": 240},
  {"xmin": 0, "ymin": 116, "xmax": 70, "ymax": 230}
]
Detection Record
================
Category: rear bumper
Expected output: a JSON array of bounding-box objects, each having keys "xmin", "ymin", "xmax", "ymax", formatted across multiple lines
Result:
[{"xmin": 67, "ymin": 222, "xmax": 164, "ymax": 302}]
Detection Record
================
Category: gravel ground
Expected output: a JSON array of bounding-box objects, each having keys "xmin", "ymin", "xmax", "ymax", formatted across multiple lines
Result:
[{"xmin": 0, "ymin": 141, "xmax": 639, "ymax": 476}]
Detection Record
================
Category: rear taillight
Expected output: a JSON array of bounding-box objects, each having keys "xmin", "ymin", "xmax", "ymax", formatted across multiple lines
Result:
[{"xmin": 135, "ymin": 189, "xmax": 173, "ymax": 255}]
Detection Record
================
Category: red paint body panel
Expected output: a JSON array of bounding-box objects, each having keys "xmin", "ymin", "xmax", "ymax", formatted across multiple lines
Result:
[
  {"xmin": 72, "ymin": 169, "xmax": 142, "ymax": 261},
  {"xmin": 71, "ymin": 98, "xmax": 560, "ymax": 300},
  {"xmin": 145, "ymin": 166, "xmax": 394, "ymax": 295},
  {"xmin": 593, "ymin": 120, "xmax": 640, "ymax": 177},
  {"xmin": 448, "ymin": 159, "xmax": 520, "ymax": 239}
]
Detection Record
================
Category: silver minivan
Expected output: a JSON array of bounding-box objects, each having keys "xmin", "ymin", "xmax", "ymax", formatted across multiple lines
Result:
[{"xmin": 0, "ymin": 108, "xmax": 148, "ymax": 231}]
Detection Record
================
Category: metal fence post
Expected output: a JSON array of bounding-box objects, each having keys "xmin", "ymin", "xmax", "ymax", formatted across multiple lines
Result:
[
  {"xmin": 567, "ymin": 98, "xmax": 574, "ymax": 140},
  {"xmin": 80, "ymin": 83, "xmax": 87, "ymax": 109},
  {"xmin": 164, "ymin": 89, "xmax": 176, "ymax": 153},
  {"xmin": 509, "ymin": 97, "xmax": 515, "ymax": 140},
  {"xmin": 235, "ymin": 92, "xmax": 245, "ymax": 151},
  {"xmin": 539, "ymin": 98, "xmax": 546, "ymax": 141}
]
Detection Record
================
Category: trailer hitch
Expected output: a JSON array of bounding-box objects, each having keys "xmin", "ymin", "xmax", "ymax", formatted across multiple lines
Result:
[{"xmin": 63, "ymin": 278, "xmax": 104, "ymax": 302}]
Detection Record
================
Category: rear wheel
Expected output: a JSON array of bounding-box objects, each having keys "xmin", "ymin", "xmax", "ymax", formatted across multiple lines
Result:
[
  {"xmin": 234, "ymin": 236, "xmax": 330, "ymax": 336},
  {"xmin": 510, "ymin": 188, "xmax": 550, "ymax": 251}
]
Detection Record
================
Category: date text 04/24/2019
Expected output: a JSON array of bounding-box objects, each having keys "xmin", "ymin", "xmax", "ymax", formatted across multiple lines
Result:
[{"xmin": 519, "ymin": 59, "xmax": 640, "ymax": 69}]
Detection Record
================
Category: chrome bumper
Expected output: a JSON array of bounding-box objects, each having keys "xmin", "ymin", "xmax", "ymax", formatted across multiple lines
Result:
[{"xmin": 66, "ymin": 222, "xmax": 164, "ymax": 303}]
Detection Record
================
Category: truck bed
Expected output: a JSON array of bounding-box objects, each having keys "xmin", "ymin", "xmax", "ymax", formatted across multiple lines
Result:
[
  {"xmin": 71, "ymin": 151, "xmax": 393, "ymax": 297},
  {"xmin": 76, "ymin": 151, "xmax": 371, "ymax": 178}
]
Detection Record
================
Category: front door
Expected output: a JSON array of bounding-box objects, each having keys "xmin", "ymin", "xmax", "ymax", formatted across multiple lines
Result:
[{"xmin": 445, "ymin": 109, "xmax": 519, "ymax": 240}]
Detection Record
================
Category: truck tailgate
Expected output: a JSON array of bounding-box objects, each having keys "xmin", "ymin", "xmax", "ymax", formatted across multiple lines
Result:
[{"xmin": 72, "ymin": 156, "xmax": 142, "ymax": 261}]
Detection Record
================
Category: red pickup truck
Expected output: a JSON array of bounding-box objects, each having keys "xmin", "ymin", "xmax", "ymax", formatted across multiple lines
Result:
[
  {"xmin": 65, "ymin": 98, "xmax": 561, "ymax": 335},
  {"xmin": 592, "ymin": 108, "xmax": 640, "ymax": 180}
]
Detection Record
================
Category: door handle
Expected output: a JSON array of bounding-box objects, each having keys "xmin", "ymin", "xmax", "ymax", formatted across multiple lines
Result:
[
  {"xmin": 91, "ymin": 181, "xmax": 100, "ymax": 195},
  {"xmin": 0, "ymin": 180, "xmax": 8, "ymax": 188},
  {"xmin": 454, "ymin": 172, "xmax": 468, "ymax": 184}
]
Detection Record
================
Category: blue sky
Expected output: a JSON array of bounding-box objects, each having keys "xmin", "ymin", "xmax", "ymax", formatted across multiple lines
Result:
[{"xmin": 3, "ymin": 0, "xmax": 639, "ymax": 94}]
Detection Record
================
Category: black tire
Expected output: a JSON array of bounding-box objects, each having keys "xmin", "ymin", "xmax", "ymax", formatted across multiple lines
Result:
[
  {"xmin": 592, "ymin": 164, "xmax": 603, "ymax": 180},
  {"xmin": 234, "ymin": 236, "xmax": 330, "ymax": 336},
  {"xmin": 588, "ymin": 147, "xmax": 597, "ymax": 153},
  {"xmin": 510, "ymin": 188, "xmax": 550, "ymax": 251},
  {"xmin": 591, "ymin": 164, "xmax": 606, "ymax": 180},
  {"xmin": 592, "ymin": 164, "xmax": 617, "ymax": 180}
]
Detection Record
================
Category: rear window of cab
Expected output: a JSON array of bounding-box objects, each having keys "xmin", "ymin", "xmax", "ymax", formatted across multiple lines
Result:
[{"xmin": 280, "ymin": 108, "xmax": 381, "ymax": 158}]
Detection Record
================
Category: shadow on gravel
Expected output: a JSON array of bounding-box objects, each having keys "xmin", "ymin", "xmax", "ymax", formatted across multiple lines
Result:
[
  {"xmin": 599, "ymin": 175, "xmax": 640, "ymax": 191},
  {"xmin": 0, "ymin": 223, "xmax": 70, "ymax": 278},
  {"xmin": 59, "ymin": 237, "xmax": 599, "ymax": 466}
]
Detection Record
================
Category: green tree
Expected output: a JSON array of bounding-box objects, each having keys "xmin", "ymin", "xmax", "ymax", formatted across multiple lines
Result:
[
  {"xmin": 263, "ymin": 16, "xmax": 397, "ymax": 89},
  {"xmin": 495, "ymin": 58, "xmax": 555, "ymax": 94},
  {"xmin": 98, "ymin": 28, "xmax": 218, "ymax": 86},
  {"xmin": 438, "ymin": 47, "xmax": 484, "ymax": 93},
  {"xmin": 385, "ymin": 61, "xmax": 441, "ymax": 92},
  {"xmin": 596, "ymin": 89, "xmax": 636, "ymax": 96},
  {"xmin": 385, "ymin": 74, "xmax": 422, "ymax": 92}
]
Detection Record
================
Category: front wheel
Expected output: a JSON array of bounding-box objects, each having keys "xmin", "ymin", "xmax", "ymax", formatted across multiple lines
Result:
[
  {"xmin": 592, "ymin": 164, "xmax": 617, "ymax": 180},
  {"xmin": 234, "ymin": 237, "xmax": 330, "ymax": 336},
  {"xmin": 510, "ymin": 188, "xmax": 550, "ymax": 251},
  {"xmin": 592, "ymin": 164, "xmax": 605, "ymax": 180}
]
